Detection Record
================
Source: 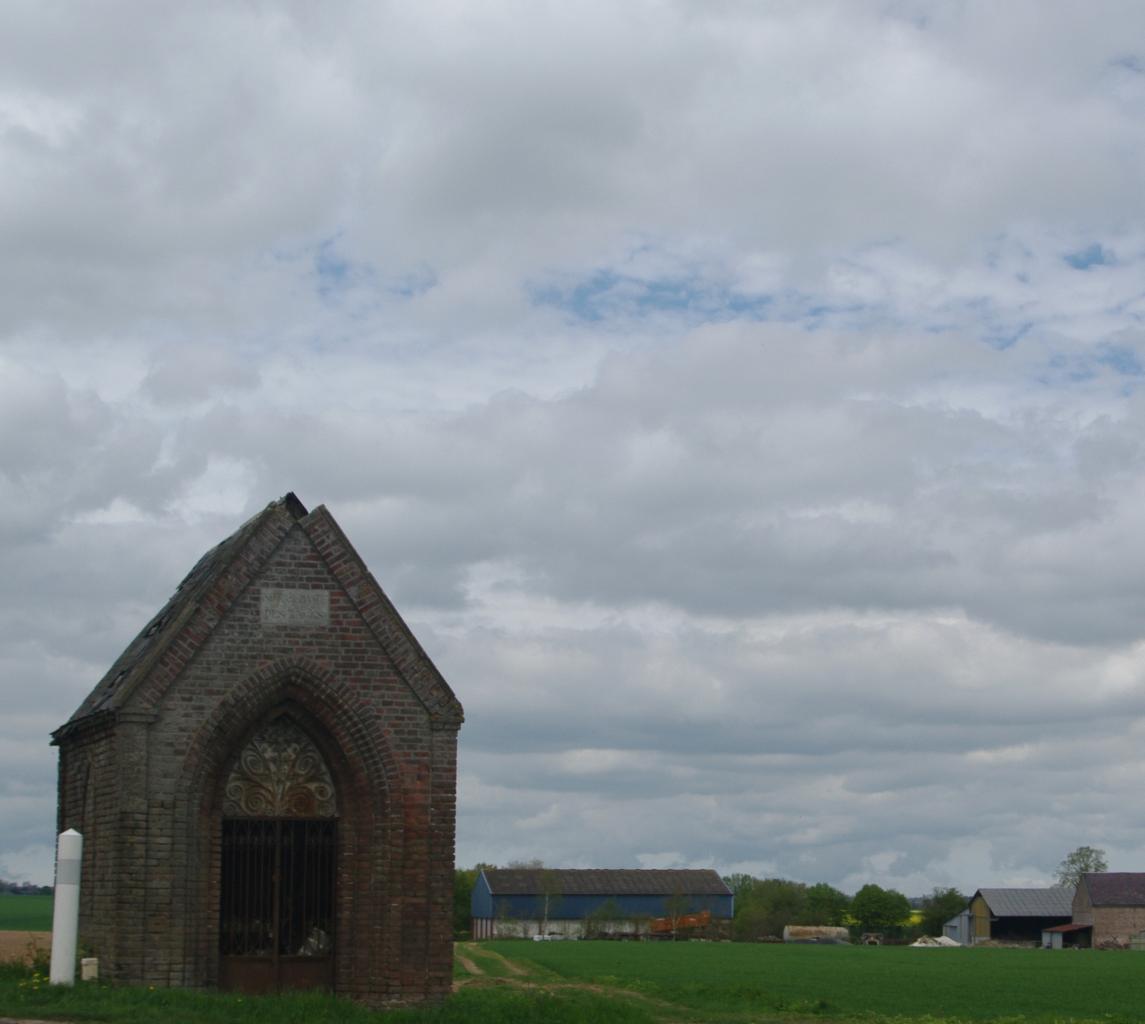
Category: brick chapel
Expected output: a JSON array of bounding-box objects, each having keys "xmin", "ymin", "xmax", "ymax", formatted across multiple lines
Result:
[{"xmin": 52, "ymin": 494, "xmax": 463, "ymax": 1005}]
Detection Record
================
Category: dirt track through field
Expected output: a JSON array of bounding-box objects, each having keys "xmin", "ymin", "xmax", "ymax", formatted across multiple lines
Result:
[
  {"xmin": 453, "ymin": 944, "xmax": 688, "ymax": 1018},
  {"xmin": 0, "ymin": 932, "xmax": 50, "ymax": 966},
  {"xmin": 454, "ymin": 949, "xmax": 484, "ymax": 976},
  {"xmin": 471, "ymin": 944, "xmax": 527, "ymax": 976}
]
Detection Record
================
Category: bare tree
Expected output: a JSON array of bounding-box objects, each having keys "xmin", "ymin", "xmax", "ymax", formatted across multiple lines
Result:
[
  {"xmin": 664, "ymin": 886, "xmax": 691, "ymax": 941},
  {"xmin": 536, "ymin": 868, "xmax": 562, "ymax": 936}
]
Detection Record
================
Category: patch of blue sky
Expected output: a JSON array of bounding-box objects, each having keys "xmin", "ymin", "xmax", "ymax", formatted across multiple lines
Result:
[
  {"xmin": 985, "ymin": 321, "xmax": 1033, "ymax": 351},
  {"xmin": 1033, "ymin": 343, "xmax": 1144, "ymax": 394},
  {"xmin": 789, "ymin": 300, "xmax": 879, "ymax": 332},
  {"xmin": 531, "ymin": 236, "xmax": 1145, "ymax": 355},
  {"xmin": 311, "ymin": 234, "xmax": 437, "ymax": 307},
  {"xmin": 1096, "ymin": 343, "xmax": 1144, "ymax": 377},
  {"xmin": 1063, "ymin": 242, "xmax": 1113, "ymax": 271},
  {"xmin": 314, "ymin": 235, "xmax": 360, "ymax": 300},
  {"xmin": 1044, "ymin": 351, "xmax": 1098, "ymax": 384},
  {"xmin": 532, "ymin": 265, "xmax": 1045, "ymax": 348},
  {"xmin": 390, "ymin": 265, "xmax": 437, "ymax": 298},
  {"xmin": 529, "ymin": 269, "xmax": 772, "ymax": 326}
]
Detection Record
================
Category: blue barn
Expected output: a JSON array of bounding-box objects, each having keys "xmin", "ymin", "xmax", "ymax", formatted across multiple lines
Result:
[{"xmin": 471, "ymin": 868, "xmax": 734, "ymax": 939}]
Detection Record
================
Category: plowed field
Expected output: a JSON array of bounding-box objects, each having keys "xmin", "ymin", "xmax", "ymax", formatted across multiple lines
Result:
[{"xmin": 0, "ymin": 932, "xmax": 49, "ymax": 965}]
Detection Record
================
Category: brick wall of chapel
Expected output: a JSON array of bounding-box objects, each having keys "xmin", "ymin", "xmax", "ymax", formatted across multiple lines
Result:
[{"xmin": 57, "ymin": 722, "xmax": 120, "ymax": 972}]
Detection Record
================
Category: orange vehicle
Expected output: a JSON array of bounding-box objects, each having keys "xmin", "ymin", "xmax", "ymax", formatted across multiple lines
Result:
[{"xmin": 649, "ymin": 909, "xmax": 712, "ymax": 934}]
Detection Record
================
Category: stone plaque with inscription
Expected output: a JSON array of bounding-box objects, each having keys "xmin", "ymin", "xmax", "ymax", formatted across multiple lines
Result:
[{"xmin": 260, "ymin": 588, "xmax": 330, "ymax": 627}]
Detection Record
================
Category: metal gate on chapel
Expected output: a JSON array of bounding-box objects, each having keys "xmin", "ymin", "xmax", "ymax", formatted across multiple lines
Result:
[{"xmin": 218, "ymin": 719, "xmax": 337, "ymax": 993}]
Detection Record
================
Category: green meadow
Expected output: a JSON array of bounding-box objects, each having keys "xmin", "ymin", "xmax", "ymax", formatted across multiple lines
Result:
[
  {"xmin": 5, "ymin": 938, "xmax": 1145, "ymax": 1024},
  {"xmin": 0, "ymin": 892, "xmax": 53, "ymax": 931},
  {"xmin": 480, "ymin": 940, "xmax": 1145, "ymax": 1022}
]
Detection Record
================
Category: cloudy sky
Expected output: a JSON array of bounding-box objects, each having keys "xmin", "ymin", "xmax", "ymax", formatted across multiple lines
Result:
[{"xmin": 5, "ymin": 1, "xmax": 1145, "ymax": 895}]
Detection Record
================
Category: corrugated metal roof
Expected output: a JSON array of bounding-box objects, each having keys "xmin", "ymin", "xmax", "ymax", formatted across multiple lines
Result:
[
  {"xmin": 482, "ymin": 868, "xmax": 732, "ymax": 897},
  {"xmin": 1083, "ymin": 873, "xmax": 1145, "ymax": 906},
  {"xmin": 975, "ymin": 888, "xmax": 1073, "ymax": 917}
]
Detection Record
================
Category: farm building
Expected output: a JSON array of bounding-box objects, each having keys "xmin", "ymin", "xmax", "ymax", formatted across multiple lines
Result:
[
  {"xmin": 52, "ymin": 494, "xmax": 462, "ymax": 1006},
  {"xmin": 1070, "ymin": 873, "xmax": 1145, "ymax": 948},
  {"xmin": 471, "ymin": 868, "xmax": 734, "ymax": 939},
  {"xmin": 967, "ymin": 888, "xmax": 1072, "ymax": 944},
  {"xmin": 943, "ymin": 909, "xmax": 970, "ymax": 945}
]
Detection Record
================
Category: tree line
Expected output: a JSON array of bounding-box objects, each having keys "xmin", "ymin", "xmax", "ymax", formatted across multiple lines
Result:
[
  {"xmin": 0, "ymin": 879, "xmax": 52, "ymax": 895},
  {"xmin": 724, "ymin": 875, "xmax": 965, "ymax": 941}
]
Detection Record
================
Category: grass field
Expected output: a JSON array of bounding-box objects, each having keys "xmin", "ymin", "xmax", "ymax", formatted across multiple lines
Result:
[
  {"xmin": 481, "ymin": 940, "xmax": 1145, "ymax": 1022},
  {"xmin": 0, "ymin": 893, "xmax": 52, "ymax": 931},
  {"xmin": 4, "ymin": 938, "xmax": 1145, "ymax": 1024},
  {"xmin": 0, "ymin": 961, "xmax": 651, "ymax": 1024}
]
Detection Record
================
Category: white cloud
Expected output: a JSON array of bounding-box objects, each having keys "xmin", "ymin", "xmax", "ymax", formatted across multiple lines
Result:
[{"xmin": 4, "ymin": 1, "xmax": 1145, "ymax": 893}]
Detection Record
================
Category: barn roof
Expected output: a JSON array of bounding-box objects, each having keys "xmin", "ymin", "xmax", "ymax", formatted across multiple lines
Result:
[
  {"xmin": 54, "ymin": 492, "xmax": 462, "ymax": 741},
  {"xmin": 481, "ymin": 868, "xmax": 732, "ymax": 897},
  {"xmin": 1082, "ymin": 873, "xmax": 1145, "ymax": 906},
  {"xmin": 973, "ymin": 888, "xmax": 1073, "ymax": 917}
]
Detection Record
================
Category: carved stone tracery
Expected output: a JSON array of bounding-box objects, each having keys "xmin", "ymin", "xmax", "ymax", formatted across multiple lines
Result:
[{"xmin": 222, "ymin": 719, "xmax": 337, "ymax": 817}]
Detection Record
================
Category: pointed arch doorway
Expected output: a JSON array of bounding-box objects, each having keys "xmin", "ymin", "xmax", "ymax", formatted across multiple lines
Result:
[{"xmin": 218, "ymin": 717, "xmax": 338, "ymax": 994}]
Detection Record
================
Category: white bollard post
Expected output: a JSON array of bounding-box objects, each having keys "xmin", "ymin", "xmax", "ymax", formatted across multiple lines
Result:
[{"xmin": 49, "ymin": 829, "xmax": 83, "ymax": 985}]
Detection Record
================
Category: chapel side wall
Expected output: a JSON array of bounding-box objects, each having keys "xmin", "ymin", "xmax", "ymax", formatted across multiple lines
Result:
[
  {"xmin": 426, "ymin": 726, "xmax": 459, "ymax": 998},
  {"xmin": 395, "ymin": 727, "xmax": 458, "ymax": 997},
  {"xmin": 56, "ymin": 722, "xmax": 119, "ymax": 975},
  {"xmin": 132, "ymin": 520, "xmax": 448, "ymax": 1003},
  {"xmin": 114, "ymin": 713, "xmax": 152, "ymax": 982}
]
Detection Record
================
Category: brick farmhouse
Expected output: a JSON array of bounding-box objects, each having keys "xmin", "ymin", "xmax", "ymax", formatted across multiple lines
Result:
[
  {"xmin": 52, "ymin": 494, "xmax": 462, "ymax": 1005},
  {"xmin": 1071, "ymin": 873, "xmax": 1145, "ymax": 948}
]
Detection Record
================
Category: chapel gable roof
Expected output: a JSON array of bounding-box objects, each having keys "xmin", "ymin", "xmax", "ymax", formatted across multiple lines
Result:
[{"xmin": 54, "ymin": 493, "xmax": 461, "ymax": 742}]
